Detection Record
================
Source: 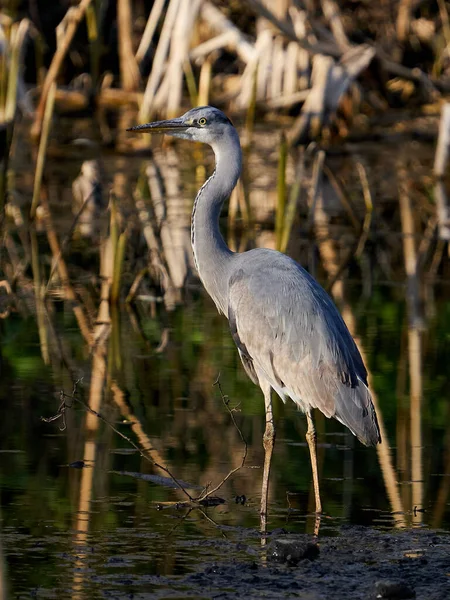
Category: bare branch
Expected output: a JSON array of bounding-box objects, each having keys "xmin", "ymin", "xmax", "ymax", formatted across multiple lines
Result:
[{"xmin": 197, "ymin": 374, "xmax": 248, "ymax": 501}]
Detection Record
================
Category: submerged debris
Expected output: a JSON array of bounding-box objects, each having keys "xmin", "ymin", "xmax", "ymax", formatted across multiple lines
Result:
[{"xmin": 68, "ymin": 460, "xmax": 85, "ymax": 469}]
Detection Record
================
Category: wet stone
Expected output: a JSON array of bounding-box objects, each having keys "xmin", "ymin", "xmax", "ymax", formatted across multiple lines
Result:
[
  {"xmin": 375, "ymin": 580, "xmax": 416, "ymax": 599},
  {"xmin": 268, "ymin": 536, "xmax": 320, "ymax": 565}
]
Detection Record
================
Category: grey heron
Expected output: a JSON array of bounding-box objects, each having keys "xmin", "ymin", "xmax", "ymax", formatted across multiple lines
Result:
[{"xmin": 128, "ymin": 106, "xmax": 381, "ymax": 530}]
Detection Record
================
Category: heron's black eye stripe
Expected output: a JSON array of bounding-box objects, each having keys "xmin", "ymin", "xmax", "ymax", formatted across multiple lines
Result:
[{"xmin": 198, "ymin": 117, "xmax": 207, "ymax": 126}]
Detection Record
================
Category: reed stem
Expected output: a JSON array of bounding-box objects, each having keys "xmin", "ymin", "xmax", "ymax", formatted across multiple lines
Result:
[{"xmin": 30, "ymin": 82, "xmax": 56, "ymax": 219}]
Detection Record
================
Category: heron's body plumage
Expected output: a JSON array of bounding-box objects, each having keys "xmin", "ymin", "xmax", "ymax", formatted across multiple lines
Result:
[{"xmin": 227, "ymin": 248, "xmax": 379, "ymax": 446}]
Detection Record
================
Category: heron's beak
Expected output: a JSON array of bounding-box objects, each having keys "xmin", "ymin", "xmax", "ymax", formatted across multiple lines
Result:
[{"xmin": 126, "ymin": 117, "xmax": 188, "ymax": 134}]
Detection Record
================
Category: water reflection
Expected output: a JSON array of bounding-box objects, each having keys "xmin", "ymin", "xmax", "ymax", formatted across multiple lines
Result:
[{"xmin": 1, "ymin": 121, "xmax": 450, "ymax": 597}]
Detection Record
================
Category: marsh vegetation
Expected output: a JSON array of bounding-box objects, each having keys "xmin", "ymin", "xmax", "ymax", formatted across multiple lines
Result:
[{"xmin": 1, "ymin": 1, "xmax": 450, "ymax": 598}]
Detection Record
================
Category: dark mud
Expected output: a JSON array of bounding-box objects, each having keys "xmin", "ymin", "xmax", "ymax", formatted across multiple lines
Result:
[{"xmin": 145, "ymin": 526, "xmax": 450, "ymax": 600}]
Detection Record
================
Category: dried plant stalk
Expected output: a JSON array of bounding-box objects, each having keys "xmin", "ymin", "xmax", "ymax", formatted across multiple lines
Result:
[
  {"xmin": 31, "ymin": 0, "xmax": 93, "ymax": 138},
  {"xmin": 117, "ymin": 0, "xmax": 140, "ymax": 91},
  {"xmin": 197, "ymin": 57, "xmax": 212, "ymax": 106},
  {"xmin": 200, "ymin": 1, "xmax": 256, "ymax": 63},
  {"xmin": 434, "ymin": 103, "xmax": 450, "ymax": 178},
  {"xmin": 275, "ymin": 134, "xmax": 287, "ymax": 251},
  {"xmin": 30, "ymin": 82, "xmax": 56, "ymax": 219},
  {"xmin": 166, "ymin": 0, "xmax": 201, "ymax": 116},
  {"xmin": 40, "ymin": 188, "xmax": 93, "ymax": 346},
  {"xmin": 139, "ymin": 0, "xmax": 182, "ymax": 122},
  {"xmin": 280, "ymin": 148, "xmax": 305, "ymax": 254},
  {"xmin": 135, "ymin": 0, "xmax": 166, "ymax": 64}
]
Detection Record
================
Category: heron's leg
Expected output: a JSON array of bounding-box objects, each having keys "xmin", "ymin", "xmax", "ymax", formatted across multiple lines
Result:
[
  {"xmin": 306, "ymin": 411, "xmax": 322, "ymax": 514},
  {"xmin": 260, "ymin": 380, "xmax": 275, "ymax": 536}
]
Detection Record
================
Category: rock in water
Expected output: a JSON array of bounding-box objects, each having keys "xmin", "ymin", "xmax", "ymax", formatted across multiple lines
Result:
[
  {"xmin": 268, "ymin": 537, "xmax": 319, "ymax": 565},
  {"xmin": 375, "ymin": 580, "xmax": 416, "ymax": 599}
]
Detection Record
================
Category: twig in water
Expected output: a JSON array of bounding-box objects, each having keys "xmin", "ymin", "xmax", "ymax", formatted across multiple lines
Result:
[
  {"xmin": 41, "ymin": 379, "xmax": 194, "ymax": 502},
  {"xmin": 41, "ymin": 378, "xmax": 81, "ymax": 431},
  {"xmin": 197, "ymin": 374, "xmax": 248, "ymax": 502}
]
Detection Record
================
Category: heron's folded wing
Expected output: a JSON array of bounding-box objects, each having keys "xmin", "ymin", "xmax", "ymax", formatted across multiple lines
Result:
[{"xmin": 227, "ymin": 251, "xmax": 380, "ymax": 445}]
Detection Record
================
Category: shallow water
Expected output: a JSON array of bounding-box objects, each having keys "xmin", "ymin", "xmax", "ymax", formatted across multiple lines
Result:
[{"xmin": 1, "ymin": 118, "xmax": 450, "ymax": 598}]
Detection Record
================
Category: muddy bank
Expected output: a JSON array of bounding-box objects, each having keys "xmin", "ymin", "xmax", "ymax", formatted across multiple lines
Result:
[{"xmin": 150, "ymin": 526, "xmax": 450, "ymax": 599}]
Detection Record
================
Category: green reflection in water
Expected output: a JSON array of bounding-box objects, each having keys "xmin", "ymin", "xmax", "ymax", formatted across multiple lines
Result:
[{"xmin": 1, "ymin": 275, "xmax": 450, "ymax": 595}]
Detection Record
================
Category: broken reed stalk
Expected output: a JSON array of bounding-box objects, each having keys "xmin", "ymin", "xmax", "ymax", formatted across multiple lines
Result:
[
  {"xmin": 434, "ymin": 183, "xmax": 450, "ymax": 240},
  {"xmin": 85, "ymin": 3, "xmax": 100, "ymax": 85},
  {"xmin": 398, "ymin": 164, "xmax": 424, "ymax": 521},
  {"xmin": 440, "ymin": 0, "xmax": 450, "ymax": 40},
  {"xmin": 183, "ymin": 59, "xmax": 198, "ymax": 106},
  {"xmin": 126, "ymin": 268, "xmax": 147, "ymax": 304},
  {"xmin": 434, "ymin": 103, "xmax": 450, "ymax": 178},
  {"xmin": 146, "ymin": 158, "xmax": 186, "ymax": 292},
  {"xmin": 5, "ymin": 19, "xmax": 31, "ymax": 123},
  {"xmin": 409, "ymin": 324, "xmax": 424, "ymax": 523},
  {"xmin": 33, "ymin": 26, "xmax": 45, "ymax": 86},
  {"xmin": 280, "ymin": 147, "xmax": 305, "ymax": 254},
  {"xmin": 275, "ymin": 134, "xmax": 288, "ymax": 251},
  {"xmin": 433, "ymin": 104, "xmax": 450, "ymax": 240},
  {"xmin": 45, "ymin": 185, "xmax": 99, "ymax": 292},
  {"xmin": 227, "ymin": 179, "xmax": 249, "ymax": 252},
  {"xmin": 237, "ymin": 178, "xmax": 251, "ymax": 229},
  {"xmin": 167, "ymin": 0, "xmax": 202, "ymax": 116},
  {"xmin": 227, "ymin": 185, "xmax": 239, "ymax": 245},
  {"xmin": 307, "ymin": 149, "xmax": 326, "ymax": 231},
  {"xmin": 398, "ymin": 168, "xmax": 422, "ymax": 327},
  {"xmin": 40, "ymin": 188, "xmax": 93, "ymax": 346},
  {"xmin": 321, "ymin": 160, "xmax": 374, "ymax": 290},
  {"xmin": 30, "ymin": 82, "xmax": 56, "ymax": 219},
  {"xmin": 136, "ymin": 0, "xmax": 166, "ymax": 64},
  {"xmin": 98, "ymin": 193, "xmax": 119, "ymax": 314},
  {"xmin": 396, "ymin": 0, "xmax": 413, "ymax": 45},
  {"xmin": 111, "ymin": 229, "xmax": 128, "ymax": 304},
  {"xmin": 111, "ymin": 305, "xmax": 122, "ymax": 371},
  {"xmin": 197, "ymin": 56, "xmax": 212, "ymax": 106},
  {"xmin": 320, "ymin": 0, "xmax": 350, "ymax": 52},
  {"xmin": 30, "ymin": 230, "xmax": 50, "ymax": 365},
  {"xmin": 98, "ymin": 237, "xmax": 113, "ymax": 323},
  {"xmin": 31, "ymin": 0, "xmax": 93, "ymax": 139},
  {"xmin": 200, "ymin": 1, "xmax": 256, "ymax": 64},
  {"xmin": 132, "ymin": 168, "xmax": 175, "ymax": 308},
  {"xmin": 117, "ymin": 0, "xmax": 140, "ymax": 92},
  {"xmin": 139, "ymin": 0, "xmax": 182, "ymax": 122},
  {"xmin": 322, "ymin": 164, "xmax": 360, "ymax": 231},
  {"xmin": 0, "ymin": 18, "xmax": 32, "ymax": 210},
  {"xmin": 243, "ymin": 66, "xmax": 258, "ymax": 147},
  {"xmin": 354, "ymin": 161, "xmax": 373, "ymax": 258},
  {"xmin": 71, "ymin": 376, "xmax": 101, "ymax": 596}
]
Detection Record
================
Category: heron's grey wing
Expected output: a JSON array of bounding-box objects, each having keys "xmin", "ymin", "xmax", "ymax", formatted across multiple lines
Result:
[
  {"xmin": 227, "ymin": 250, "xmax": 380, "ymax": 446},
  {"xmin": 229, "ymin": 305, "xmax": 259, "ymax": 385}
]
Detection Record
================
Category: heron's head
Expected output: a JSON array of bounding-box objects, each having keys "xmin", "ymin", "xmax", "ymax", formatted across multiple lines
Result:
[{"xmin": 127, "ymin": 106, "xmax": 234, "ymax": 145}]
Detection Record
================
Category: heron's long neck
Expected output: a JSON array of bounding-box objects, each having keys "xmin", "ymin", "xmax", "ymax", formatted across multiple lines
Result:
[{"xmin": 191, "ymin": 130, "xmax": 242, "ymax": 314}]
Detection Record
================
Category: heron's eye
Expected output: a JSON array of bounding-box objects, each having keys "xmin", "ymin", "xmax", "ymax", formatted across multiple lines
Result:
[{"xmin": 198, "ymin": 117, "xmax": 207, "ymax": 126}]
